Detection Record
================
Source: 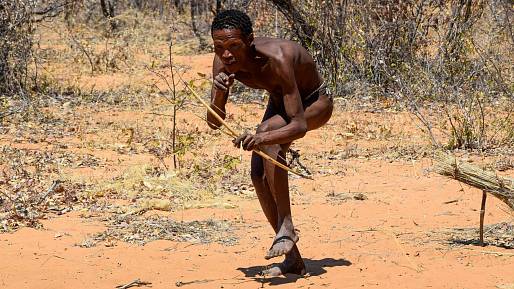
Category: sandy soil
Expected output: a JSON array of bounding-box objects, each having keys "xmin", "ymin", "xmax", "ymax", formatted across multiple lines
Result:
[{"xmin": 1, "ymin": 53, "xmax": 514, "ymax": 289}]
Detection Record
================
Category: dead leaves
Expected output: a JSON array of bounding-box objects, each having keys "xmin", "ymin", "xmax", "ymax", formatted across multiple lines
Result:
[
  {"xmin": 0, "ymin": 146, "xmax": 97, "ymax": 232},
  {"xmin": 79, "ymin": 214, "xmax": 237, "ymax": 247}
]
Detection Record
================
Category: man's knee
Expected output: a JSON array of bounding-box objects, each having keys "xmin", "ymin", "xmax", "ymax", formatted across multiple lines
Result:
[{"xmin": 256, "ymin": 121, "xmax": 290, "ymax": 155}]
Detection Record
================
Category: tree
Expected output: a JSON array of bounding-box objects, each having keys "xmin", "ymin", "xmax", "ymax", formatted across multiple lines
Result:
[{"xmin": 266, "ymin": 0, "xmax": 315, "ymax": 48}]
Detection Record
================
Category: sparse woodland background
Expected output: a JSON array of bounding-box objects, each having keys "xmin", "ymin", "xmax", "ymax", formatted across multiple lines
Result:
[{"xmin": 1, "ymin": 0, "xmax": 512, "ymax": 151}]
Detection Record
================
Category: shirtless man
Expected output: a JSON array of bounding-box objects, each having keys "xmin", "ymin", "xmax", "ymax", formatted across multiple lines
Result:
[{"xmin": 207, "ymin": 10, "xmax": 333, "ymax": 276}]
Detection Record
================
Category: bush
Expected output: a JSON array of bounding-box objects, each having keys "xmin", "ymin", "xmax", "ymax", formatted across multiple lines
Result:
[
  {"xmin": 0, "ymin": 0, "xmax": 35, "ymax": 97},
  {"xmin": 261, "ymin": 0, "xmax": 513, "ymax": 150}
]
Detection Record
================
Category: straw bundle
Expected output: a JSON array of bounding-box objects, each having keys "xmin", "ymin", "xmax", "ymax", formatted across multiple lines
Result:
[{"xmin": 434, "ymin": 152, "xmax": 514, "ymax": 210}]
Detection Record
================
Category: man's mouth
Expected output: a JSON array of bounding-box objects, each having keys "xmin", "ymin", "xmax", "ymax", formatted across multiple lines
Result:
[{"xmin": 223, "ymin": 60, "xmax": 236, "ymax": 66}]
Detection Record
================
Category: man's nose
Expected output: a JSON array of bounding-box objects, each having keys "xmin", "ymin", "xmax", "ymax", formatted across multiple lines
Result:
[{"xmin": 222, "ymin": 49, "xmax": 233, "ymax": 59}]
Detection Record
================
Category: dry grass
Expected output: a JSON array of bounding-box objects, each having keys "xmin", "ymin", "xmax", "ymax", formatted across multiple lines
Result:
[
  {"xmin": 0, "ymin": 145, "xmax": 100, "ymax": 232},
  {"xmin": 433, "ymin": 222, "xmax": 514, "ymax": 249},
  {"xmin": 86, "ymin": 164, "xmax": 213, "ymax": 206}
]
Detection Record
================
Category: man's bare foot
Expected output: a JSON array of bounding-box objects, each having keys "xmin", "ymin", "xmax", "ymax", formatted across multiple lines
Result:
[
  {"xmin": 260, "ymin": 256, "xmax": 306, "ymax": 277},
  {"xmin": 265, "ymin": 232, "xmax": 299, "ymax": 260}
]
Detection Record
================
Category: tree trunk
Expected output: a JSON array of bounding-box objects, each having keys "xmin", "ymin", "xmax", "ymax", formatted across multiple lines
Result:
[
  {"xmin": 266, "ymin": 0, "xmax": 315, "ymax": 48},
  {"xmin": 190, "ymin": 0, "xmax": 208, "ymax": 50},
  {"xmin": 100, "ymin": 0, "xmax": 117, "ymax": 31}
]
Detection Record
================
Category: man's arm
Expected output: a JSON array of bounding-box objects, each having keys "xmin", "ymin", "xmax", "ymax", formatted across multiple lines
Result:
[
  {"xmin": 258, "ymin": 57, "xmax": 308, "ymax": 145},
  {"xmin": 207, "ymin": 56, "xmax": 234, "ymax": 129}
]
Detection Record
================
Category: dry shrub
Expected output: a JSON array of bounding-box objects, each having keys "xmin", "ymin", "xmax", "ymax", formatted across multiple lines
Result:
[
  {"xmin": 392, "ymin": 1, "xmax": 513, "ymax": 150},
  {"xmin": 0, "ymin": 0, "xmax": 35, "ymax": 98},
  {"xmin": 239, "ymin": 1, "xmax": 512, "ymax": 150},
  {"xmin": 80, "ymin": 214, "xmax": 237, "ymax": 246}
]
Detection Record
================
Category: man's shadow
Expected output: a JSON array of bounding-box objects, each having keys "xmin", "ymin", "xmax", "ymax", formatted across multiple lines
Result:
[{"xmin": 237, "ymin": 258, "xmax": 352, "ymax": 286}]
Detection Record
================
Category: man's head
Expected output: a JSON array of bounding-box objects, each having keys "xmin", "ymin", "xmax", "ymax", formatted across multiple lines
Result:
[
  {"xmin": 211, "ymin": 10, "xmax": 254, "ymax": 73},
  {"xmin": 211, "ymin": 9, "xmax": 253, "ymax": 37}
]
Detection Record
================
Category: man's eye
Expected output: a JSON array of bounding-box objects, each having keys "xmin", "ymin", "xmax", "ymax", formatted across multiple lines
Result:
[{"xmin": 229, "ymin": 44, "xmax": 241, "ymax": 50}]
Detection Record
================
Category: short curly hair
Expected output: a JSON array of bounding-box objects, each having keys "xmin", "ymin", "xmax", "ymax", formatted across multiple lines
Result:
[{"xmin": 211, "ymin": 9, "xmax": 253, "ymax": 37}]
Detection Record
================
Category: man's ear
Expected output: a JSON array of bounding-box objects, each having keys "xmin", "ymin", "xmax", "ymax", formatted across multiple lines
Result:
[{"xmin": 246, "ymin": 33, "xmax": 254, "ymax": 45}]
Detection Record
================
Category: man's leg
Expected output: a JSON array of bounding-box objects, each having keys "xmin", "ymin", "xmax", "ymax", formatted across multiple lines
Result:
[
  {"xmin": 251, "ymin": 94, "xmax": 333, "ymax": 267},
  {"xmin": 259, "ymin": 141, "xmax": 299, "ymax": 260},
  {"xmin": 251, "ymin": 152, "xmax": 306, "ymax": 276}
]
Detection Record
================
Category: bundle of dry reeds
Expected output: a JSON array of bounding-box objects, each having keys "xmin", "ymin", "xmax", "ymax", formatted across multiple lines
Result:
[{"xmin": 434, "ymin": 152, "xmax": 514, "ymax": 210}]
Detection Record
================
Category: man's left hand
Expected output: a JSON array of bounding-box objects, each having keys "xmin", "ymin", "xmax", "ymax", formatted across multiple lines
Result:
[{"xmin": 233, "ymin": 132, "xmax": 264, "ymax": 151}]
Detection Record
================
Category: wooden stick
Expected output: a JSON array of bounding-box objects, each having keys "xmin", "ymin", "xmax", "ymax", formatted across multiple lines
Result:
[
  {"xmin": 479, "ymin": 190, "xmax": 487, "ymax": 247},
  {"xmin": 479, "ymin": 250, "xmax": 514, "ymax": 257},
  {"xmin": 188, "ymin": 111, "xmax": 235, "ymax": 139},
  {"xmin": 183, "ymin": 83, "xmax": 313, "ymax": 180},
  {"xmin": 183, "ymin": 84, "xmax": 238, "ymax": 137}
]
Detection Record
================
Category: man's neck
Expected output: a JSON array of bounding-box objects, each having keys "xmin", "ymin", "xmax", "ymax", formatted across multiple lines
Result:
[{"xmin": 239, "ymin": 53, "xmax": 268, "ymax": 74}]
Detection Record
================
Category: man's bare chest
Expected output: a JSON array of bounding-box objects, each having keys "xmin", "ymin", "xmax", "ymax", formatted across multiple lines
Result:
[{"xmin": 235, "ymin": 71, "xmax": 280, "ymax": 94}]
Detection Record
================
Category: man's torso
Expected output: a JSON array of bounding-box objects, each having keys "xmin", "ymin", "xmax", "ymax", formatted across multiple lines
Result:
[{"xmin": 232, "ymin": 37, "xmax": 322, "ymax": 104}]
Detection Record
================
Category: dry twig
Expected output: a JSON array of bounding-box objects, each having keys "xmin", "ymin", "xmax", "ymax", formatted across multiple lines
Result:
[{"xmin": 115, "ymin": 278, "xmax": 151, "ymax": 289}]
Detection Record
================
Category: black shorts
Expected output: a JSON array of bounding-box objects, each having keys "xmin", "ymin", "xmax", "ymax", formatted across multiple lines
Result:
[{"xmin": 262, "ymin": 83, "xmax": 330, "ymax": 123}]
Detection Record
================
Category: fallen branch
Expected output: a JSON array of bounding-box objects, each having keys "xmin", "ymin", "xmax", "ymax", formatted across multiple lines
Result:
[
  {"xmin": 36, "ymin": 180, "xmax": 61, "ymax": 205},
  {"xmin": 479, "ymin": 250, "xmax": 514, "ymax": 257}
]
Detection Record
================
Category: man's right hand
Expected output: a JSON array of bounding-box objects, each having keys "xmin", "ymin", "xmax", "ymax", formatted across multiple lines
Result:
[{"xmin": 213, "ymin": 72, "xmax": 235, "ymax": 91}]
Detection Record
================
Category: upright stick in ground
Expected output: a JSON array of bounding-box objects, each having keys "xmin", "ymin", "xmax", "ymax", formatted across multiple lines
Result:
[{"xmin": 479, "ymin": 190, "xmax": 487, "ymax": 246}]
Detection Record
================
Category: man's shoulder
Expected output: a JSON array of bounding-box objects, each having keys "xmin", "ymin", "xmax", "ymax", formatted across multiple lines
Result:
[{"xmin": 254, "ymin": 37, "xmax": 301, "ymax": 62}]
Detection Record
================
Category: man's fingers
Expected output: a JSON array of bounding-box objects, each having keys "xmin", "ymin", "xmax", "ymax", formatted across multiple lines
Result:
[
  {"xmin": 215, "ymin": 84, "xmax": 227, "ymax": 91},
  {"xmin": 243, "ymin": 138, "xmax": 255, "ymax": 151},
  {"xmin": 214, "ymin": 79, "xmax": 227, "ymax": 91},
  {"xmin": 242, "ymin": 135, "xmax": 254, "ymax": 149},
  {"xmin": 223, "ymin": 75, "xmax": 231, "ymax": 85},
  {"xmin": 233, "ymin": 133, "xmax": 248, "ymax": 147},
  {"xmin": 227, "ymin": 74, "xmax": 235, "ymax": 86},
  {"xmin": 219, "ymin": 72, "xmax": 228, "ymax": 82},
  {"xmin": 215, "ymin": 72, "xmax": 234, "ymax": 90},
  {"xmin": 232, "ymin": 133, "xmax": 256, "ymax": 150}
]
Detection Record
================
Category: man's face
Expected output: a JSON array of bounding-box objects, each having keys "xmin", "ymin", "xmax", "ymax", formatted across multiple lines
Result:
[{"xmin": 212, "ymin": 28, "xmax": 253, "ymax": 73}]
